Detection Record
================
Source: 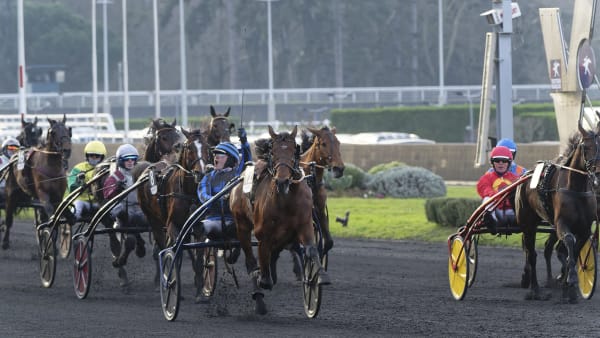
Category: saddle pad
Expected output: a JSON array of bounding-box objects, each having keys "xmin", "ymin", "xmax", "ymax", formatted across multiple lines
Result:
[
  {"xmin": 17, "ymin": 150, "xmax": 26, "ymax": 170},
  {"xmin": 530, "ymin": 162, "xmax": 545, "ymax": 189},
  {"xmin": 242, "ymin": 165, "xmax": 255, "ymax": 194}
]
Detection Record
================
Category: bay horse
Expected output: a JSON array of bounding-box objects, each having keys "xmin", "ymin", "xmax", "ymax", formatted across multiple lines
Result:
[
  {"xmin": 135, "ymin": 128, "xmax": 209, "ymax": 292},
  {"xmin": 300, "ymin": 126, "xmax": 345, "ymax": 253},
  {"xmin": 17, "ymin": 115, "xmax": 43, "ymax": 148},
  {"xmin": 230, "ymin": 125, "xmax": 330, "ymax": 315},
  {"xmin": 204, "ymin": 106, "xmax": 234, "ymax": 160},
  {"xmin": 3, "ymin": 115, "xmax": 72, "ymax": 249},
  {"xmin": 515, "ymin": 118, "xmax": 600, "ymax": 303},
  {"xmin": 142, "ymin": 118, "xmax": 181, "ymax": 163}
]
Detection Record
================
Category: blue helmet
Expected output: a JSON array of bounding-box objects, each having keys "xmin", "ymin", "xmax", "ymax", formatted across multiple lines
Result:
[
  {"xmin": 213, "ymin": 142, "xmax": 240, "ymax": 163},
  {"xmin": 497, "ymin": 138, "xmax": 517, "ymax": 153}
]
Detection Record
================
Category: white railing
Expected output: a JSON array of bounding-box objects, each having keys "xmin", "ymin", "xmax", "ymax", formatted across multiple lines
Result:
[{"xmin": 0, "ymin": 84, "xmax": 588, "ymax": 114}]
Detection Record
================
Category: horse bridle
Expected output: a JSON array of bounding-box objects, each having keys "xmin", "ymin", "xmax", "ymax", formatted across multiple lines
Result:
[
  {"xmin": 153, "ymin": 126, "xmax": 178, "ymax": 157},
  {"xmin": 268, "ymin": 141, "xmax": 302, "ymax": 181},
  {"xmin": 579, "ymin": 133, "xmax": 600, "ymax": 187}
]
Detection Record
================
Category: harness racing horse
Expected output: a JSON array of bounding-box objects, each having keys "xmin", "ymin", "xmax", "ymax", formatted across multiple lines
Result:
[
  {"xmin": 17, "ymin": 115, "xmax": 43, "ymax": 148},
  {"xmin": 230, "ymin": 125, "xmax": 330, "ymax": 315},
  {"xmin": 3, "ymin": 115, "xmax": 72, "ymax": 249},
  {"xmin": 143, "ymin": 118, "xmax": 181, "ymax": 163},
  {"xmin": 136, "ymin": 128, "xmax": 208, "ymax": 292},
  {"xmin": 204, "ymin": 105, "xmax": 234, "ymax": 160},
  {"xmin": 515, "ymin": 118, "xmax": 600, "ymax": 303}
]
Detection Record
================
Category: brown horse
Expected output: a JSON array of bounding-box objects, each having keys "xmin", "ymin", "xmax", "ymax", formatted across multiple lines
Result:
[
  {"xmin": 136, "ymin": 127, "xmax": 209, "ymax": 295},
  {"xmin": 17, "ymin": 115, "xmax": 43, "ymax": 148},
  {"xmin": 230, "ymin": 125, "xmax": 330, "ymax": 315},
  {"xmin": 143, "ymin": 118, "xmax": 181, "ymax": 163},
  {"xmin": 204, "ymin": 105, "xmax": 234, "ymax": 152},
  {"xmin": 3, "ymin": 115, "xmax": 72, "ymax": 249},
  {"xmin": 515, "ymin": 118, "xmax": 600, "ymax": 303},
  {"xmin": 300, "ymin": 126, "xmax": 345, "ymax": 253}
]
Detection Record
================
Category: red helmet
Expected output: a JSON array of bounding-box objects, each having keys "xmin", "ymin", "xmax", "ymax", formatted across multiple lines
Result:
[{"xmin": 490, "ymin": 146, "xmax": 513, "ymax": 162}]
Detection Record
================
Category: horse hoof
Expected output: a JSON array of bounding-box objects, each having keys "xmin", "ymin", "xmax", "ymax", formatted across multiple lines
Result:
[
  {"xmin": 258, "ymin": 278, "xmax": 273, "ymax": 290},
  {"xmin": 135, "ymin": 244, "xmax": 146, "ymax": 258},
  {"xmin": 253, "ymin": 293, "xmax": 267, "ymax": 315},
  {"xmin": 224, "ymin": 247, "xmax": 240, "ymax": 265},
  {"xmin": 318, "ymin": 271, "xmax": 331, "ymax": 286}
]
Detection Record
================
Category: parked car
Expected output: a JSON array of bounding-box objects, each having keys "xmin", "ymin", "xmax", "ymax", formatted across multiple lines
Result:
[{"xmin": 337, "ymin": 132, "xmax": 435, "ymax": 145}]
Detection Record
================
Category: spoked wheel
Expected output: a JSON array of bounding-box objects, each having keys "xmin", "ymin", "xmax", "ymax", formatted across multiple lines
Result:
[
  {"xmin": 72, "ymin": 236, "xmax": 93, "ymax": 299},
  {"xmin": 577, "ymin": 237, "xmax": 597, "ymax": 299},
  {"xmin": 448, "ymin": 236, "xmax": 469, "ymax": 300},
  {"xmin": 58, "ymin": 222, "xmax": 72, "ymax": 259},
  {"xmin": 201, "ymin": 246, "xmax": 218, "ymax": 298},
  {"xmin": 467, "ymin": 235, "xmax": 478, "ymax": 287},
  {"xmin": 303, "ymin": 253, "xmax": 322, "ymax": 318},
  {"xmin": 160, "ymin": 250, "xmax": 181, "ymax": 321},
  {"xmin": 39, "ymin": 228, "xmax": 57, "ymax": 288}
]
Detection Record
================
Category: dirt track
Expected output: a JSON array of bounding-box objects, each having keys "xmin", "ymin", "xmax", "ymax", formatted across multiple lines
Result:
[{"xmin": 1, "ymin": 220, "xmax": 599, "ymax": 338}]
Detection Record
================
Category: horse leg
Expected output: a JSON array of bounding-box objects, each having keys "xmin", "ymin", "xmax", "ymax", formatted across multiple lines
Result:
[
  {"xmin": 270, "ymin": 249, "xmax": 280, "ymax": 286},
  {"xmin": 562, "ymin": 232, "xmax": 579, "ymax": 304},
  {"xmin": 3, "ymin": 199, "xmax": 14, "ymax": 250},
  {"xmin": 521, "ymin": 234, "xmax": 531, "ymax": 288},
  {"xmin": 257, "ymin": 240, "xmax": 274, "ymax": 290},
  {"xmin": 289, "ymin": 243, "xmax": 303, "ymax": 281},
  {"xmin": 306, "ymin": 244, "xmax": 331, "ymax": 285},
  {"xmin": 522, "ymin": 230, "xmax": 548, "ymax": 300},
  {"xmin": 543, "ymin": 232, "xmax": 558, "ymax": 288},
  {"xmin": 113, "ymin": 233, "xmax": 135, "ymax": 268}
]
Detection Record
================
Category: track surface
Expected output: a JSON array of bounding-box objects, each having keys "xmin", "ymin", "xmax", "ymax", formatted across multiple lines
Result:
[{"xmin": 1, "ymin": 220, "xmax": 600, "ymax": 337}]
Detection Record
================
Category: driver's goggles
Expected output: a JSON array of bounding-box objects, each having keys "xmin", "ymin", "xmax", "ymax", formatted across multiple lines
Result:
[
  {"xmin": 121, "ymin": 155, "xmax": 138, "ymax": 162},
  {"xmin": 6, "ymin": 145, "xmax": 19, "ymax": 151}
]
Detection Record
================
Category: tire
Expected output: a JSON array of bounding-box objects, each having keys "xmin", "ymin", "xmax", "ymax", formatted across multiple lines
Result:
[
  {"xmin": 467, "ymin": 235, "xmax": 478, "ymax": 287},
  {"xmin": 160, "ymin": 250, "xmax": 181, "ymax": 321},
  {"xmin": 58, "ymin": 222, "xmax": 72, "ymax": 259},
  {"xmin": 39, "ymin": 228, "xmax": 57, "ymax": 288},
  {"xmin": 448, "ymin": 236, "xmax": 469, "ymax": 300},
  {"xmin": 201, "ymin": 247, "xmax": 218, "ymax": 298},
  {"xmin": 72, "ymin": 236, "xmax": 93, "ymax": 299},
  {"xmin": 577, "ymin": 237, "xmax": 597, "ymax": 300}
]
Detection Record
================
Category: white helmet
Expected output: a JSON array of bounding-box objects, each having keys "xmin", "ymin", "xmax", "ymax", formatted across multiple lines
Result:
[
  {"xmin": 116, "ymin": 144, "xmax": 139, "ymax": 168},
  {"xmin": 2, "ymin": 137, "xmax": 19, "ymax": 149}
]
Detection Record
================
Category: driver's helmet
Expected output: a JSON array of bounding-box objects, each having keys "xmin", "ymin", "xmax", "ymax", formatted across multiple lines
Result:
[
  {"xmin": 496, "ymin": 138, "xmax": 517, "ymax": 158},
  {"xmin": 2, "ymin": 137, "xmax": 20, "ymax": 157},
  {"xmin": 490, "ymin": 146, "xmax": 513, "ymax": 164},
  {"xmin": 116, "ymin": 144, "xmax": 139, "ymax": 168},
  {"xmin": 212, "ymin": 142, "xmax": 240, "ymax": 164},
  {"xmin": 84, "ymin": 140, "xmax": 107, "ymax": 164}
]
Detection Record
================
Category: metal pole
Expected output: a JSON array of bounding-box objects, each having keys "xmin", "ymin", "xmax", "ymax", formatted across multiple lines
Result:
[
  {"xmin": 153, "ymin": 0, "xmax": 161, "ymax": 118},
  {"xmin": 123, "ymin": 0, "xmax": 130, "ymax": 140},
  {"xmin": 17, "ymin": 0, "xmax": 27, "ymax": 116},
  {"xmin": 92, "ymin": 0, "xmax": 98, "ymax": 139},
  {"xmin": 495, "ymin": 0, "xmax": 514, "ymax": 140},
  {"xmin": 102, "ymin": 0, "xmax": 110, "ymax": 116},
  {"xmin": 438, "ymin": 0, "xmax": 446, "ymax": 105},
  {"xmin": 267, "ymin": 0, "xmax": 275, "ymax": 122},
  {"xmin": 468, "ymin": 96, "xmax": 474, "ymax": 142},
  {"xmin": 179, "ymin": 0, "xmax": 188, "ymax": 127}
]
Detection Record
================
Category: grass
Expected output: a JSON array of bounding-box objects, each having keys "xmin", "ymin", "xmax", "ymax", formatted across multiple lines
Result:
[{"xmin": 327, "ymin": 185, "xmax": 550, "ymax": 248}]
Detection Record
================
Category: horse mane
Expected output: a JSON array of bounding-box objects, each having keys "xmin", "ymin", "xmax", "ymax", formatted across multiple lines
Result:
[
  {"xmin": 557, "ymin": 133, "xmax": 582, "ymax": 165},
  {"xmin": 300, "ymin": 129, "xmax": 314, "ymax": 153},
  {"xmin": 255, "ymin": 138, "xmax": 272, "ymax": 160}
]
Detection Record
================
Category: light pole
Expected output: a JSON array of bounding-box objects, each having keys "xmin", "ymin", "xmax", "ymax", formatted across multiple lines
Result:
[
  {"xmin": 179, "ymin": 0, "xmax": 188, "ymax": 127},
  {"xmin": 98, "ymin": 0, "xmax": 112, "ymax": 115},
  {"xmin": 153, "ymin": 0, "xmax": 161, "ymax": 118},
  {"xmin": 257, "ymin": 0, "xmax": 278, "ymax": 122},
  {"xmin": 17, "ymin": 0, "xmax": 27, "ymax": 117},
  {"xmin": 438, "ymin": 0, "xmax": 446, "ymax": 105}
]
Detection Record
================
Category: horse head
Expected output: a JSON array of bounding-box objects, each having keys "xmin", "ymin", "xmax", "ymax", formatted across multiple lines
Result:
[
  {"xmin": 144, "ymin": 118, "xmax": 181, "ymax": 162},
  {"xmin": 179, "ymin": 127, "xmax": 208, "ymax": 183},
  {"xmin": 46, "ymin": 114, "xmax": 72, "ymax": 160},
  {"xmin": 577, "ymin": 115, "xmax": 600, "ymax": 187},
  {"xmin": 18, "ymin": 115, "xmax": 43, "ymax": 148},
  {"xmin": 207, "ymin": 105, "xmax": 234, "ymax": 146},
  {"xmin": 268, "ymin": 125, "xmax": 299, "ymax": 195},
  {"xmin": 306, "ymin": 126, "xmax": 345, "ymax": 178}
]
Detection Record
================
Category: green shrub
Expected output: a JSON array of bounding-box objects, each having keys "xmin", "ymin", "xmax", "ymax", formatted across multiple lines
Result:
[
  {"xmin": 326, "ymin": 174, "xmax": 353, "ymax": 191},
  {"xmin": 425, "ymin": 197, "xmax": 481, "ymax": 227},
  {"xmin": 368, "ymin": 161, "xmax": 406, "ymax": 175},
  {"xmin": 366, "ymin": 166, "xmax": 446, "ymax": 198},
  {"xmin": 343, "ymin": 163, "xmax": 369, "ymax": 188}
]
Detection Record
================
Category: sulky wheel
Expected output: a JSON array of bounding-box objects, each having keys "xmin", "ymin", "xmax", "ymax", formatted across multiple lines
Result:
[
  {"xmin": 448, "ymin": 236, "xmax": 469, "ymax": 300},
  {"xmin": 303, "ymin": 253, "xmax": 322, "ymax": 318},
  {"xmin": 160, "ymin": 250, "xmax": 181, "ymax": 321},
  {"xmin": 58, "ymin": 222, "xmax": 72, "ymax": 259},
  {"xmin": 72, "ymin": 235, "xmax": 93, "ymax": 299},
  {"xmin": 201, "ymin": 247, "xmax": 218, "ymax": 298},
  {"xmin": 39, "ymin": 228, "xmax": 57, "ymax": 288},
  {"xmin": 577, "ymin": 237, "xmax": 597, "ymax": 300},
  {"xmin": 467, "ymin": 235, "xmax": 479, "ymax": 287}
]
